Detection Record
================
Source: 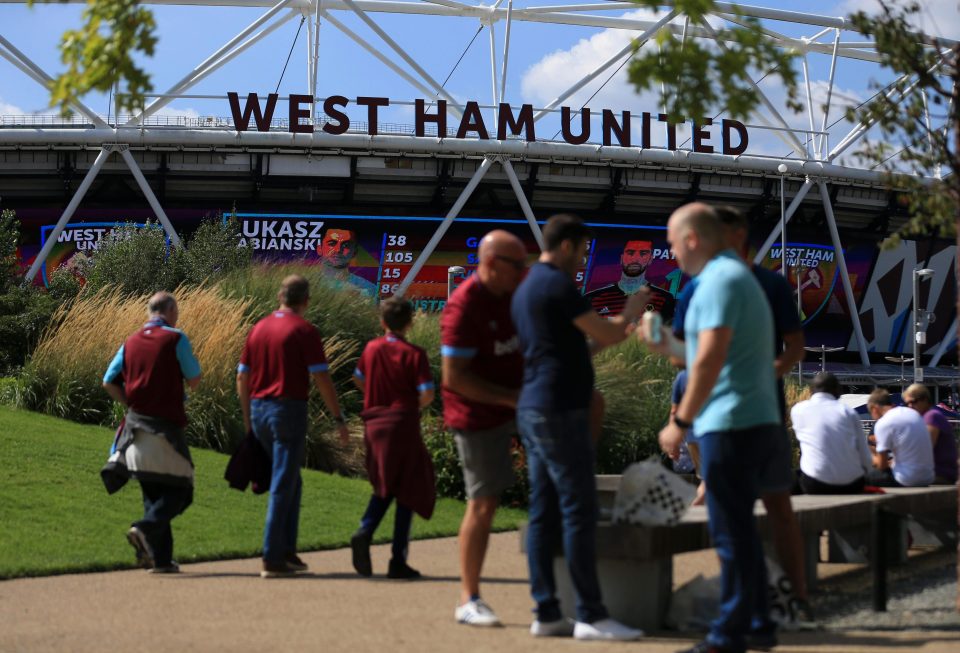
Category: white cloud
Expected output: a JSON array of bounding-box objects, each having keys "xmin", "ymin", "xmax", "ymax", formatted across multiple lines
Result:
[
  {"xmin": 520, "ymin": 9, "xmax": 677, "ymax": 113},
  {"xmin": 838, "ymin": 0, "xmax": 960, "ymax": 40},
  {"xmin": 0, "ymin": 97, "xmax": 26, "ymax": 115}
]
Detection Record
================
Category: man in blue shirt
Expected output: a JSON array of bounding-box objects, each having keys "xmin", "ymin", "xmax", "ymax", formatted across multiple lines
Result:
[
  {"xmin": 645, "ymin": 203, "xmax": 782, "ymax": 653},
  {"xmin": 511, "ymin": 214, "xmax": 646, "ymax": 641},
  {"xmin": 672, "ymin": 207, "xmax": 811, "ymax": 623}
]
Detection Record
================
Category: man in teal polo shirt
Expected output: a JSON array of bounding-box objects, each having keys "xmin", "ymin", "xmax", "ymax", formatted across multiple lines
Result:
[{"xmin": 644, "ymin": 203, "xmax": 781, "ymax": 653}]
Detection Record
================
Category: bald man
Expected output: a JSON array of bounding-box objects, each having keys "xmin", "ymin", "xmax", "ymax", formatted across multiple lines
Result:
[
  {"xmin": 643, "ymin": 203, "xmax": 781, "ymax": 653},
  {"xmin": 102, "ymin": 292, "xmax": 202, "ymax": 574},
  {"xmin": 441, "ymin": 230, "xmax": 526, "ymax": 627}
]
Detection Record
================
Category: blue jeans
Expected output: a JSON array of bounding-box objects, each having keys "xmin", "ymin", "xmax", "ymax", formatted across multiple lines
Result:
[
  {"xmin": 517, "ymin": 407, "xmax": 608, "ymax": 624},
  {"xmin": 252, "ymin": 398, "xmax": 307, "ymax": 564},
  {"xmin": 359, "ymin": 494, "xmax": 413, "ymax": 561},
  {"xmin": 134, "ymin": 481, "xmax": 192, "ymax": 567},
  {"xmin": 698, "ymin": 424, "xmax": 781, "ymax": 651}
]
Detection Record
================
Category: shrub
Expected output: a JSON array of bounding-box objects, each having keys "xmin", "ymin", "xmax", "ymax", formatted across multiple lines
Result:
[
  {"xmin": 84, "ymin": 217, "xmax": 252, "ymax": 296},
  {"xmin": 0, "ymin": 285, "xmax": 61, "ymax": 375},
  {"xmin": 593, "ymin": 337, "xmax": 675, "ymax": 474},
  {"xmin": 84, "ymin": 223, "xmax": 178, "ymax": 295},
  {"xmin": 406, "ymin": 310, "xmax": 442, "ymax": 413},
  {"xmin": 0, "ymin": 209, "xmax": 19, "ymax": 286}
]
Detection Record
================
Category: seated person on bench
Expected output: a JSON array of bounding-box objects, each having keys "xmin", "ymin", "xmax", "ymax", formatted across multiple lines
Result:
[
  {"xmin": 791, "ymin": 372, "xmax": 872, "ymax": 494},
  {"xmin": 902, "ymin": 383, "xmax": 959, "ymax": 486},
  {"xmin": 866, "ymin": 388, "xmax": 935, "ymax": 487}
]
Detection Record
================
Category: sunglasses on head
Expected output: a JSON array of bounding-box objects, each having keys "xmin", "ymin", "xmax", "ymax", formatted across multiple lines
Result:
[{"xmin": 494, "ymin": 254, "xmax": 526, "ymax": 270}]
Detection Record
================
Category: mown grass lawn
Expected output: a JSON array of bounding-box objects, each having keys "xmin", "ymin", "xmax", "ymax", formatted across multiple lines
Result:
[{"xmin": 0, "ymin": 406, "xmax": 525, "ymax": 579}]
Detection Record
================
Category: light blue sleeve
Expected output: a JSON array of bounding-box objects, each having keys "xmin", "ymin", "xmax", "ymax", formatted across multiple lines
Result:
[
  {"xmin": 103, "ymin": 345, "xmax": 125, "ymax": 384},
  {"xmin": 176, "ymin": 333, "xmax": 202, "ymax": 380}
]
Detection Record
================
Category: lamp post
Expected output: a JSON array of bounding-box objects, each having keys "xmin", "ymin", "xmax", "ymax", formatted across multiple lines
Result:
[
  {"xmin": 805, "ymin": 345, "xmax": 843, "ymax": 373},
  {"xmin": 912, "ymin": 268, "xmax": 935, "ymax": 383},
  {"xmin": 885, "ymin": 355, "xmax": 914, "ymax": 392},
  {"xmin": 447, "ymin": 265, "xmax": 465, "ymax": 299},
  {"xmin": 777, "ymin": 163, "xmax": 788, "ymax": 278}
]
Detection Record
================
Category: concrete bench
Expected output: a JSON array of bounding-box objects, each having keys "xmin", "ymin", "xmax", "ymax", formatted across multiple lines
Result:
[{"xmin": 520, "ymin": 477, "xmax": 957, "ymax": 632}]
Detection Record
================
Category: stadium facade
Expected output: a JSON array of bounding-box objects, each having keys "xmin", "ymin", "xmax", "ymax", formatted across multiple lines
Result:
[{"xmin": 0, "ymin": 0, "xmax": 957, "ymax": 384}]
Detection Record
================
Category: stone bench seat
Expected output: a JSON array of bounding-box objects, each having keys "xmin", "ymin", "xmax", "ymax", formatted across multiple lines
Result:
[{"xmin": 520, "ymin": 477, "xmax": 957, "ymax": 632}]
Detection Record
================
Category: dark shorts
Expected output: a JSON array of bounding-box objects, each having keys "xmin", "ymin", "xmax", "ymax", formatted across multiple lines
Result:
[
  {"xmin": 757, "ymin": 424, "xmax": 794, "ymax": 494},
  {"xmin": 451, "ymin": 421, "xmax": 516, "ymax": 500}
]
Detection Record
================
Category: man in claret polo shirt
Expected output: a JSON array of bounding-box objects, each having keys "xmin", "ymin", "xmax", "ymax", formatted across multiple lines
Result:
[
  {"xmin": 237, "ymin": 274, "xmax": 350, "ymax": 578},
  {"xmin": 441, "ymin": 229, "xmax": 526, "ymax": 627},
  {"xmin": 102, "ymin": 292, "xmax": 202, "ymax": 574}
]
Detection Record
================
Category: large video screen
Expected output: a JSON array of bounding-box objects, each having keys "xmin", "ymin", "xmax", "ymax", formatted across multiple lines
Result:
[{"xmin": 13, "ymin": 210, "xmax": 957, "ymax": 361}]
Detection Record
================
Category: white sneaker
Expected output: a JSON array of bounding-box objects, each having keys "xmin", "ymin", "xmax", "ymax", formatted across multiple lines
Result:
[
  {"xmin": 531, "ymin": 617, "xmax": 575, "ymax": 637},
  {"xmin": 455, "ymin": 599, "xmax": 502, "ymax": 627},
  {"xmin": 573, "ymin": 618, "xmax": 644, "ymax": 641}
]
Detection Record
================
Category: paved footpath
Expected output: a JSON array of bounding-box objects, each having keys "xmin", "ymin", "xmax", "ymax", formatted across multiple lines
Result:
[{"xmin": 1, "ymin": 532, "xmax": 958, "ymax": 652}]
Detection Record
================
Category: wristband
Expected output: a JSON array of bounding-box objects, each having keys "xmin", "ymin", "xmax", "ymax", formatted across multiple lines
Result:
[{"xmin": 673, "ymin": 415, "xmax": 693, "ymax": 430}]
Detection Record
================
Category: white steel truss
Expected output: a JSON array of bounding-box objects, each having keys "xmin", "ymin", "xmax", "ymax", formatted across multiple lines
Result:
[{"xmin": 1, "ymin": 0, "xmax": 956, "ymax": 367}]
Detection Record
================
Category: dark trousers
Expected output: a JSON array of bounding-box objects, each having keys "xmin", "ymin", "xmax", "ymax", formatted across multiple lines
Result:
[
  {"xmin": 134, "ymin": 481, "xmax": 192, "ymax": 567},
  {"xmin": 865, "ymin": 468, "xmax": 903, "ymax": 487},
  {"xmin": 798, "ymin": 471, "xmax": 866, "ymax": 495},
  {"xmin": 359, "ymin": 494, "xmax": 413, "ymax": 561},
  {"xmin": 518, "ymin": 407, "xmax": 608, "ymax": 625},
  {"xmin": 698, "ymin": 424, "xmax": 782, "ymax": 652}
]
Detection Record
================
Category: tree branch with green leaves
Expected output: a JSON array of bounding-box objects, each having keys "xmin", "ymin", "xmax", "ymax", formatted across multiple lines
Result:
[{"xmin": 30, "ymin": 0, "xmax": 157, "ymax": 116}]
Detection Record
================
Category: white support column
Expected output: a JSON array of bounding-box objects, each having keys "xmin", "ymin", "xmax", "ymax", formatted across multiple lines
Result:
[
  {"xmin": 0, "ymin": 35, "xmax": 108, "ymax": 129},
  {"xmin": 118, "ymin": 147, "xmax": 182, "ymax": 248},
  {"xmin": 310, "ymin": 0, "xmax": 322, "ymax": 122},
  {"xmin": 24, "ymin": 147, "xmax": 113, "ymax": 283},
  {"xmin": 306, "ymin": 7, "xmax": 316, "ymax": 119},
  {"xmin": 128, "ymin": 0, "xmax": 299, "ymax": 125},
  {"xmin": 753, "ymin": 179, "xmax": 814, "ymax": 264},
  {"xmin": 817, "ymin": 29, "xmax": 841, "ymax": 159},
  {"xmin": 826, "ymin": 53, "xmax": 948, "ymax": 163},
  {"xmin": 488, "ymin": 17, "xmax": 500, "ymax": 125},
  {"xmin": 321, "ymin": 10, "xmax": 464, "ymax": 118},
  {"xmin": 698, "ymin": 18, "xmax": 808, "ymax": 158},
  {"xmin": 532, "ymin": 10, "xmax": 678, "ymax": 122},
  {"xmin": 502, "ymin": 158, "xmax": 544, "ymax": 250},
  {"xmin": 396, "ymin": 157, "xmax": 495, "ymax": 297},
  {"xmin": 929, "ymin": 316, "xmax": 958, "ymax": 367},
  {"xmin": 818, "ymin": 180, "xmax": 870, "ymax": 367},
  {"xmin": 340, "ymin": 0, "xmax": 464, "ymax": 111},
  {"xmin": 499, "ymin": 0, "xmax": 514, "ymax": 105},
  {"xmin": 801, "ymin": 52, "xmax": 816, "ymax": 159}
]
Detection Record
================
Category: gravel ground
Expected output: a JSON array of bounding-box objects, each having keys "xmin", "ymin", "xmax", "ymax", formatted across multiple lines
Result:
[{"xmin": 815, "ymin": 550, "xmax": 960, "ymax": 631}]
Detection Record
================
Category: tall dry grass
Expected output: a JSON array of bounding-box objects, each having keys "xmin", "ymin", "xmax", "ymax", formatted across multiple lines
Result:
[{"xmin": 13, "ymin": 284, "xmax": 363, "ymax": 472}]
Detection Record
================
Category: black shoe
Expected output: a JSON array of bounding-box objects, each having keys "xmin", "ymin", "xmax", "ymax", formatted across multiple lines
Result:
[
  {"xmin": 746, "ymin": 631, "xmax": 777, "ymax": 651},
  {"xmin": 350, "ymin": 529, "xmax": 372, "ymax": 577},
  {"xmin": 677, "ymin": 641, "xmax": 742, "ymax": 653},
  {"xmin": 285, "ymin": 553, "xmax": 309, "ymax": 572},
  {"xmin": 387, "ymin": 558, "xmax": 422, "ymax": 580}
]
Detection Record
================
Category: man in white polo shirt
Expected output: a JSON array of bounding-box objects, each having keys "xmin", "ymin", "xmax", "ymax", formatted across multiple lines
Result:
[
  {"xmin": 791, "ymin": 372, "xmax": 872, "ymax": 494},
  {"xmin": 866, "ymin": 388, "xmax": 935, "ymax": 487}
]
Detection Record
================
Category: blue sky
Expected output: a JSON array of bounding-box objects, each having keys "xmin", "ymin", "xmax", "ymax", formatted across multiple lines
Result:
[{"xmin": 0, "ymin": 1, "xmax": 957, "ymax": 161}]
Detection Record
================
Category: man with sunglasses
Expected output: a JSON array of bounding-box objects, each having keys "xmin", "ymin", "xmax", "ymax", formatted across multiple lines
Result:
[
  {"xmin": 441, "ymin": 229, "xmax": 527, "ymax": 627},
  {"xmin": 902, "ymin": 383, "xmax": 957, "ymax": 485}
]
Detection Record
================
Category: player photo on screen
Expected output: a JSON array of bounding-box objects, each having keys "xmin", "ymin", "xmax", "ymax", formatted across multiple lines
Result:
[{"xmin": 584, "ymin": 238, "xmax": 677, "ymax": 320}]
